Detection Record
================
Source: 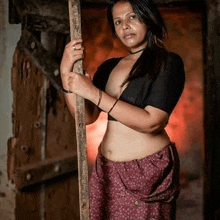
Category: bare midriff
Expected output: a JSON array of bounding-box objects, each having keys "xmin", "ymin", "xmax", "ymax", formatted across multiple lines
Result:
[
  {"xmin": 100, "ymin": 121, "xmax": 171, "ymax": 162},
  {"xmin": 99, "ymin": 56, "xmax": 171, "ymax": 162}
]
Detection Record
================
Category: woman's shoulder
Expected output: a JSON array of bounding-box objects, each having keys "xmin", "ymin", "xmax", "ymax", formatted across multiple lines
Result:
[
  {"xmin": 165, "ymin": 51, "xmax": 185, "ymax": 79},
  {"xmin": 147, "ymin": 47, "xmax": 184, "ymax": 69},
  {"xmin": 167, "ymin": 51, "xmax": 184, "ymax": 64}
]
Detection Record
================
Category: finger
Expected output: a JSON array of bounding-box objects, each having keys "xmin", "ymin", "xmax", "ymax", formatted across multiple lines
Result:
[
  {"xmin": 66, "ymin": 38, "xmax": 82, "ymax": 45},
  {"xmin": 84, "ymin": 71, "xmax": 91, "ymax": 80},
  {"xmin": 67, "ymin": 72, "xmax": 78, "ymax": 77},
  {"xmin": 67, "ymin": 77, "xmax": 71, "ymax": 83},
  {"xmin": 70, "ymin": 38, "xmax": 83, "ymax": 44},
  {"xmin": 65, "ymin": 39, "xmax": 83, "ymax": 50},
  {"xmin": 73, "ymin": 44, "xmax": 84, "ymax": 50},
  {"xmin": 72, "ymin": 54, "xmax": 84, "ymax": 62},
  {"xmin": 71, "ymin": 49, "xmax": 84, "ymax": 56},
  {"xmin": 69, "ymin": 39, "xmax": 83, "ymax": 47},
  {"xmin": 69, "ymin": 44, "xmax": 83, "ymax": 51},
  {"xmin": 65, "ymin": 45, "xmax": 84, "ymax": 52}
]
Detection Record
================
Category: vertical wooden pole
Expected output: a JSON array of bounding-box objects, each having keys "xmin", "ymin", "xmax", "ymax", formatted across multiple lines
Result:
[{"xmin": 68, "ymin": 0, "xmax": 90, "ymax": 219}]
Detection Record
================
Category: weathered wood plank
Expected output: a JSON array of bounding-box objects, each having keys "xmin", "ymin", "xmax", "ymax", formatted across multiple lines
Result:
[
  {"xmin": 45, "ymin": 174, "xmax": 80, "ymax": 219},
  {"xmin": 10, "ymin": 0, "xmax": 206, "ymax": 29},
  {"xmin": 9, "ymin": 0, "xmax": 21, "ymax": 24},
  {"xmin": 12, "ymin": 36, "xmax": 80, "ymax": 219},
  {"xmin": 23, "ymin": 14, "xmax": 70, "ymax": 33},
  {"xmin": 11, "ymin": 48, "xmax": 44, "ymax": 220},
  {"xmin": 15, "ymin": 152, "xmax": 78, "ymax": 190},
  {"xmin": 45, "ymin": 88, "xmax": 80, "ymax": 220},
  {"xmin": 40, "ymin": 31, "xmax": 80, "ymax": 220},
  {"xmin": 68, "ymin": 0, "xmax": 90, "ymax": 219}
]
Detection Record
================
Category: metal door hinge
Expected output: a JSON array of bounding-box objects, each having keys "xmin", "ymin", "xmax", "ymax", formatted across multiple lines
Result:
[{"xmin": 17, "ymin": 29, "xmax": 64, "ymax": 92}]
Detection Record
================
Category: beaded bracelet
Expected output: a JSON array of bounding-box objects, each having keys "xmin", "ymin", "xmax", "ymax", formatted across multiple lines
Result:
[{"xmin": 108, "ymin": 99, "xmax": 119, "ymax": 114}]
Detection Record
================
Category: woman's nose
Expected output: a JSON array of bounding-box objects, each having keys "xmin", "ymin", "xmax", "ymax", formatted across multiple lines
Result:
[{"xmin": 122, "ymin": 21, "xmax": 129, "ymax": 30}]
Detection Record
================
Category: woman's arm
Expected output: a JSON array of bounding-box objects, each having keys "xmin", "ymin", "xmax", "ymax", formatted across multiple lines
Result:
[
  {"xmin": 94, "ymin": 91, "xmax": 168, "ymax": 133},
  {"xmin": 60, "ymin": 39, "xmax": 101, "ymax": 124},
  {"xmin": 63, "ymin": 93, "xmax": 101, "ymax": 125},
  {"xmin": 61, "ymin": 71, "xmax": 101, "ymax": 125},
  {"xmin": 67, "ymin": 71, "xmax": 169, "ymax": 134}
]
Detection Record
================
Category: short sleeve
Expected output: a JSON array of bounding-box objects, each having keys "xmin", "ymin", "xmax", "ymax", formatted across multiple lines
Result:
[
  {"xmin": 144, "ymin": 52, "xmax": 185, "ymax": 115},
  {"xmin": 92, "ymin": 58, "xmax": 122, "ymax": 91},
  {"xmin": 92, "ymin": 61, "xmax": 109, "ymax": 91}
]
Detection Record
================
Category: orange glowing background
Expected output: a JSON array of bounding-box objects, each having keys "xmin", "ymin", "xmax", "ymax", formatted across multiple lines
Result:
[{"xmin": 82, "ymin": 7, "xmax": 204, "ymax": 174}]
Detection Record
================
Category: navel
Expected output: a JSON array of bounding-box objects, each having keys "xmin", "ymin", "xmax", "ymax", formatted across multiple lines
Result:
[{"xmin": 107, "ymin": 150, "xmax": 112, "ymax": 156}]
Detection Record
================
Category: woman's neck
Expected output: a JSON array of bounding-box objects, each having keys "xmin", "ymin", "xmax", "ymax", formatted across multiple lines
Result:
[
  {"xmin": 130, "ymin": 47, "xmax": 145, "ymax": 54},
  {"xmin": 126, "ymin": 50, "xmax": 144, "ymax": 61}
]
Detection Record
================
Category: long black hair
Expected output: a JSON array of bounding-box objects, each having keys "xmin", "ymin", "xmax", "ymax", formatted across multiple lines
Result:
[{"xmin": 107, "ymin": 0, "xmax": 168, "ymax": 85}]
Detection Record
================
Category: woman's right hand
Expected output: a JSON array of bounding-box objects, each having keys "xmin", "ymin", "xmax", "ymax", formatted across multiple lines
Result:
[
  {"xmin": 60, "ymin": 38, "xmax": 84, "ymax": 75},
  {"xmin": 60, "ymin": 38, "xmax": 84, "ymax": 91}
]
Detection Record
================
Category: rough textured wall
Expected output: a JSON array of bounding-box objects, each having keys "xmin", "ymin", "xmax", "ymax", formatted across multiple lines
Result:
[{"xmin": 162, "ymin": 7, "xmax": 203, "ymax": 177}]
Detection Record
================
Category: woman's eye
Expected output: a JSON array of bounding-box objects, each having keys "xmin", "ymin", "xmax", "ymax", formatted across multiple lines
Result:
[
  {"xmin": 130, "ymin": 15, "xmax": 136, "ymax": 20},
  {"xmin": 115, "ymin": 20, "xmax": 121, "ymax": 25}
]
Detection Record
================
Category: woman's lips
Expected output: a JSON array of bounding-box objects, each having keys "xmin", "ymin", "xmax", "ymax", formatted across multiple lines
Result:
[{"xmin": 124, "ymin": 33, "xmax": 135, "ymax": 39}]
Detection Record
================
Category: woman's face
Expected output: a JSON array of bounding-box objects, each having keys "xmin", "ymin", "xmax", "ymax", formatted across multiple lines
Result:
[{"xmin": 112, "ymin": 1, "xmax": 148, "ymax": 51}]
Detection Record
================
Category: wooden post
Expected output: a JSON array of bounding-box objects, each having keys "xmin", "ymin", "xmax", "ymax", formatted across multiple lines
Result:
[
  {"xmin": 204, "ymin": 1, "xmax": 220, "ymax": 219},
  {"xmin": 68, "ymin": 0, "xmax": 90, "ymax": 219}
]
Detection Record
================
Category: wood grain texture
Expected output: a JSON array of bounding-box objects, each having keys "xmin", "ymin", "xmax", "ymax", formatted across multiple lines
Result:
[
  {"xmin": 15, "ymin": 152, "xmax": 78, "ymax": 190},
  {"xmin": 68, "ymin": 0, "xmax": 90, "ymax": 219},
  {"xmin": 9, "ymin": 0, "xmax": 205, "ymax": 26},
  {"xmin": 45, "ymin": 86, "xmax": 80, "ymax": 220},
  {"xmin": 11, "ymin": 48, "xmax": 43, "ymax": 220},
  {"xmin": 10, "ymin": 44, "xmax": 80, "ymax": 219}
]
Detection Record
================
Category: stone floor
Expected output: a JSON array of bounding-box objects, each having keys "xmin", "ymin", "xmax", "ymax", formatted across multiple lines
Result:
[{"xmin": 176, "ymin": 177, "xmax": 203, "ymax": 220}]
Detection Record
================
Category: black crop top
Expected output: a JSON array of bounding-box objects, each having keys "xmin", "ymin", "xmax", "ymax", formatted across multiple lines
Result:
[{"xmin": 93, "ymin": 52, "xmax": 185, "ymax": 121}]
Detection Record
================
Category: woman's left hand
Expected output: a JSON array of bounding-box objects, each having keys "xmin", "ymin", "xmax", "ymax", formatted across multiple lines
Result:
[{"xmin": 67, "ymin": 71, "xmax": 99, "ymax": 102}]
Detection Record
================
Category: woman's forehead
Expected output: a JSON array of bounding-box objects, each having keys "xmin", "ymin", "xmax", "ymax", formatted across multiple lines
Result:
[{"xmin": 112, "ymin": 1, "xmax": 134, "ymax": 19}]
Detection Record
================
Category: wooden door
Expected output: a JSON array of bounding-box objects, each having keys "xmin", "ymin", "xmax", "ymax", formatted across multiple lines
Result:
[{"xmin": 7, "ymin": 29, "xmax": 80, "ymax": 220}]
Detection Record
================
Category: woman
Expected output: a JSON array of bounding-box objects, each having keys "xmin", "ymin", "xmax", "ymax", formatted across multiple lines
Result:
[{"xmin": 60, "ymin": 0, "xmax": 185, "ymax": 219}]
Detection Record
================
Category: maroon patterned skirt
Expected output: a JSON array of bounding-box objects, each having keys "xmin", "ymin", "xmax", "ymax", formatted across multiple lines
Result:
[{"xmin": 89, "ymin": 143, "xmax": 180, "ymax": 220}]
